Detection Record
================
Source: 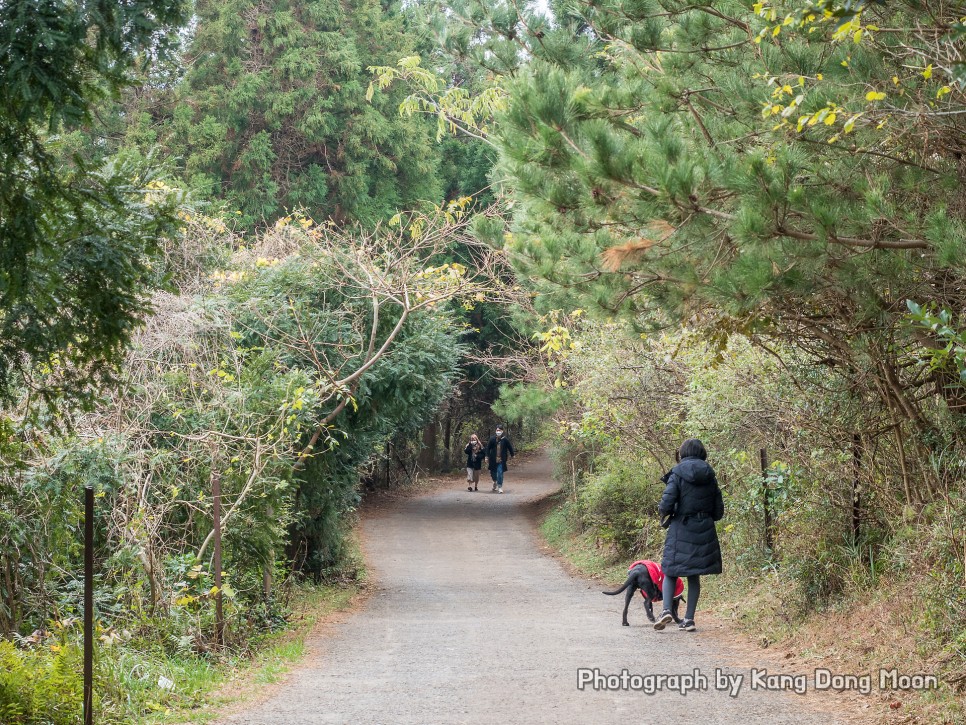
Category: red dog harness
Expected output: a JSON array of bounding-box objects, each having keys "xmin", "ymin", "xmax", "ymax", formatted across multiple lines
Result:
[{"xmin": 629, "ymin": 560, "xmax": 684, "ymax": 602}]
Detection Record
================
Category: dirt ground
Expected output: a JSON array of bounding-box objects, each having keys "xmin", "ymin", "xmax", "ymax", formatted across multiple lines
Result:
[{"xmin": 218, "ymin": 454, "xmax": 870, "ymax": 725}]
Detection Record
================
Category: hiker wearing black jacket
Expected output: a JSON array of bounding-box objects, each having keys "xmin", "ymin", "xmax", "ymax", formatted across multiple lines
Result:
[
  {"xmin": 486, "ymin": 424, "xmax": 514, "ymax": 493},
  {"xmin": 464, "ymin": 434, "xmax": 486, "ymax": 491},
  {"xmin": 653, "ymin": 438, "xmax": 724, "ymax": 633}
]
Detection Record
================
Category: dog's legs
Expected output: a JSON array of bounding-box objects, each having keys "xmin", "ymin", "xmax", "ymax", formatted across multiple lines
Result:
[
  {"xmin": 621, "ymin": 583, "xmax": 636, "ymax": 626},
  {"xmin": 670, "ymin": 596, "xmax": 682, "ymax": 624},
  {"xmin": 643, "ymin": 598, "xmax": 655, "ymax": 623}
]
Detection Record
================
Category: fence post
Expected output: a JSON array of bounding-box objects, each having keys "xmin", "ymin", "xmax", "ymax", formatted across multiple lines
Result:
[
  {"xmin": 760, "ymin": 448, "xmax": 774, "ymax": 554},
  {"xmin": 852, "ymin": 434, "xmax": 862, "ymax": 540},
  {"xmin": 212, "ymin": 471, "xmax": 224, "ymax": 649},
  {"xmin": 83, "ymin": 485, "xmax": 94, "ymax": 725}
]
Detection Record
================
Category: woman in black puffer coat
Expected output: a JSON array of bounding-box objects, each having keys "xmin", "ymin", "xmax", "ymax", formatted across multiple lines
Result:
[{"xmin": 653, "ymin": 438, "xmax": 724, "ymax": 633}]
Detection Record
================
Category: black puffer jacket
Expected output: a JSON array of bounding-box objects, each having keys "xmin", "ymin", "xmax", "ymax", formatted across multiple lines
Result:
[{"xmin": 659, "ymin": 457, "xmax": 725, "ymax": 577}]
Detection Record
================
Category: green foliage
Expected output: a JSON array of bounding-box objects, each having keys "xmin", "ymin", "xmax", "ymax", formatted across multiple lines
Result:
[
  {"xmin": 0, "ymin": 641, "xmax": 84, "ymax": 725},
  {"xmin": 228, "ymin": 242, "xmax": 463, "ymax": 572},
  {"xmin": 575, "ymin": 457, "xmax": 665, "ymax": 556},
  {"xmin": 432, "ymin": 0, "xmax": 966, "ymax": 455},
  {"xmin": 907, "ymin": 300, "xmax": 966, "ymax": 384},
  {"xmin": 0, "ymin": 0, "xmax": 189, "ymax": 408},
  {"xmin": 169, "ymin": 0, "xmax": 445, "ymax": 228},
  {"xmin": 0, "ymin": 201, "xmax": 476, "ymax": 720},
  {"xmin": 492, "ymin": 383, "xmax": 569, "ymax": 428}
]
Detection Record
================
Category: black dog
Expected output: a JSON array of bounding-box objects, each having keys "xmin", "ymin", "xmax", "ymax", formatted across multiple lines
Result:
[{"xmin": 602, "ymin": 561, "xmax": 683, "ymax": 626}]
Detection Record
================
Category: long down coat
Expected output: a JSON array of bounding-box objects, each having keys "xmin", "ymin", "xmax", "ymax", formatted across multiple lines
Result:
[{"xmin": 658, "ymin": 457, "xmax": 725, "ymax": 577}]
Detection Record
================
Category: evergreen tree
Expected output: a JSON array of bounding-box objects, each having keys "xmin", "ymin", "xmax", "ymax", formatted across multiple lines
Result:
[
  {"xmin": 447, "ymin": 0, "xmax": 966, "ymax": 436},
  {"xmin": 169, "ymin": 0, "xmax": 445, "ymax": 228},
  {"xmin": 0, "ymin": 0, "xmax": 187, "ymax": 407}
]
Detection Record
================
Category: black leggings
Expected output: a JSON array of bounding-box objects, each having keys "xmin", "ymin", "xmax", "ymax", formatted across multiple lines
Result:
[{"xmin": 663, "ymin": 574, "xmax": 701, "ymax": 620}]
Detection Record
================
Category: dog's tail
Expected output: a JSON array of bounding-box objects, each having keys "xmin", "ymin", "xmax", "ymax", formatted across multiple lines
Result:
[{"xmin": 602, "ymin": 576, "xmax": 634, "ymax": 596}]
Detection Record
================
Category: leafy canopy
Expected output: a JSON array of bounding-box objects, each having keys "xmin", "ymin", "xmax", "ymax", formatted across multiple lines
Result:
[
  {"xmin": 0, "ymin": 0, "xmax": 188, "ymax": 407},
  {"xmin": 169, "ymin": 0, "xmax": 445, "ymax": 228},
  {"xmin": 423, "ymin": 0, "xmax": 966, "ymax": 437}
]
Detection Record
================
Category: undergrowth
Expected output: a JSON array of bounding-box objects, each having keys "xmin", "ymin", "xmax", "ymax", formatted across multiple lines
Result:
[{"xmin": 0, "ymin": 536, "xmax": 366, "ymax": 725}]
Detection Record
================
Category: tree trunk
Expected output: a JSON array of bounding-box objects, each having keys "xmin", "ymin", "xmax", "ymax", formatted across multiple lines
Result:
[
  {"xmin": 442, "ymin": 413, "xmax": 452, "ymax": 472},
  {"xmin": 264, "ymin": 505, "xmax": 274, "ymax": 599},
  {"xmin": 418, "ymin": 418, "xmax": 438, "ymax": 471}
]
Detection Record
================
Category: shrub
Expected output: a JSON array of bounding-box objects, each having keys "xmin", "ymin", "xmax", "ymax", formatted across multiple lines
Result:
[{"xmin": 575, "ymin": 457, "xmax": 666, "ymax": 557}]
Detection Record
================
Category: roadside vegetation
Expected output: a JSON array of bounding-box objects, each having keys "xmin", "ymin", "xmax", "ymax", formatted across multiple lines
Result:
[{"xmin": 3, "ymin": 1, "xmax": 966, "ymax": 723}]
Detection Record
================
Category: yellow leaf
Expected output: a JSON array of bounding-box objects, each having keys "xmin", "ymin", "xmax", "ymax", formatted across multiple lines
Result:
[
  {"xmin": 937, "ymin": 85, "xmax": 952, "ymax": 99},
  {"xmin": 817, "ymin": 73, "xmax": 823, "ymax": 80},
  {"xmin": 922, "ymin": 64, "xmax": 933, "ymax": 80},
  {"xmin": 865, "ymin": 91, "xmax": 886, "ymax": 101},
  {"xmin": 772, "ymin": 25, "xmax": 781, "ymax": 37},
  {"xmin": 853, "ymin": 28, "xmax": 863, "ymax": 44},
  {"xmin": 824, "ymin": 112, "xmax": 837, "ymax": 125},
  {"xmin": 892, "ymin": 76, "xmax": 899, "ymax": 85}
]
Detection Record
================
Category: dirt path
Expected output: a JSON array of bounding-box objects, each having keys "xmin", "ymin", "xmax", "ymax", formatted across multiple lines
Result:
[{"xmin": 221, "ymin": 455, "xmax": 854, "ymax": 724}]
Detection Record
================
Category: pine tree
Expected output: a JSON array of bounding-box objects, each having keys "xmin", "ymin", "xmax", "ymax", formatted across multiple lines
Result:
[{"xmin": 448, "ymin": 0, "xmax": 966, "ymax": 436}]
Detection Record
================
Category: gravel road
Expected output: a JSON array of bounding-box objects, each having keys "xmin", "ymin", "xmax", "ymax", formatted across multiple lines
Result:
[{"xmin": 221, "ymin": 455, "xmax": 851, "ymax": 725}]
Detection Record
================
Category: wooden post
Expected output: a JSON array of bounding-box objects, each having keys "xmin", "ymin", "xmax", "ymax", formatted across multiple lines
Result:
[
  {"xmin": 212, "ymin": 472, "xmax": 224, "ymax": 649},
  {"xmin": 852, "ymin": 434, "xmax": 862, "ymax": 540},
  {"xmin": 264, "ymin": 505, "xmax": 274, "ymax": 601},
  {"xmin": 760, "ymin": 448, "xmax": 774, "ymax": 554},
  {"xmin": 83, "ymin": 486, "xmax": 94, "ymax": 725}
]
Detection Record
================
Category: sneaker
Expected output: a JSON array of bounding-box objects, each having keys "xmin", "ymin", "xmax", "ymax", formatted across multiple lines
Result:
[
  {"xmin": 678, "ymin": 619, "xmax": 696, "ymax": 632},
  {"xmin": 653, "ymin": 610, "xmax": 673, "ymax": 631},
  {"xmin": 492, "ymin": 485, "xmax": 497, "ymax": 492},
  {"xmin": 468, "ymin": 486, "xmax": 473, "ymax": 491},
  {"xmin": 498, "ymin": 488, "xmax": 504, "ymax": 494}
]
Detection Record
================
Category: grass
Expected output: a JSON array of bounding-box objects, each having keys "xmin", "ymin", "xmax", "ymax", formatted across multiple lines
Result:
[
  {"xmin": 152, "ymin": 529, "xmax": 368, "ymax": 725},
  {"xmin": 0, "ymin": 579, "xmax": 363, "ymax": 725},
  {"xmin": 153, "ymin": 581, "xmax": 362, "ymax": 724}
]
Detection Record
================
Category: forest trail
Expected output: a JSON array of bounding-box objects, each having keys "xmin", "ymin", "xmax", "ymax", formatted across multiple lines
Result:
[{"xmin": 220, "ymin": 454, "xmax": 855, "ymax": 725}]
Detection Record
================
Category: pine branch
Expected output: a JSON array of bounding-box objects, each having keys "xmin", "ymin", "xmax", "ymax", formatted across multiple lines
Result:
[{"xmin": 776, "ymin": 225, "xmax": 929, "ymax": 251}]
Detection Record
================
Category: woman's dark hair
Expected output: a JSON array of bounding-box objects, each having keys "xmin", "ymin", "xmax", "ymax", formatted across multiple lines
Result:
[{"xmin": 679, "ymin": 438, "xmax": 707, "ymax": 460}]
